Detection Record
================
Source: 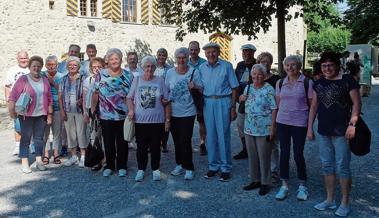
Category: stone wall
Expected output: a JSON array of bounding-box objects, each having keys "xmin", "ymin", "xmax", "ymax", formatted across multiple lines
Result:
[{"xmin": 0, "ymin": 0, "xmax": 305, "ymax": 102}]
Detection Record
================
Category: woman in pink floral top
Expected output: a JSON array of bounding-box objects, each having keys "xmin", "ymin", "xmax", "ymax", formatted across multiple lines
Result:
[{"xmin": 8, "ymin": 56, "xmax": 53, "ymax": 174}]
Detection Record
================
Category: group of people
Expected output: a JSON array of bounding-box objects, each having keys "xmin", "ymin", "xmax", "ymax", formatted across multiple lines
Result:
[{"xmin": 5, "ymin": 41, "xmax": 361, "ymax": 217}]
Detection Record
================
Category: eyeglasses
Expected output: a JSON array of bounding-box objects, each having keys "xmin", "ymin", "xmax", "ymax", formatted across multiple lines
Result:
[{"xmin": 321, "ymin": 64, "xmax": 335, "ymax": 68}]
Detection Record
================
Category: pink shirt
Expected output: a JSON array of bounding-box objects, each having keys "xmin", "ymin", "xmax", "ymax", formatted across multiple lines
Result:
[
  {"xmin": 275, "ymin": 74, "xmax": 313, "ymax": 127},
  {"xmin": 9, "ymin": 74, "xmax": 52, "ymax": 116}
]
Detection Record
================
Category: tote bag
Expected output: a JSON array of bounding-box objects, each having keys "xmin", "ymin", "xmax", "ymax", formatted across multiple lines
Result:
[{"xmin": 15, "ymin": 76, "xmax": 32, "ymax": 115}]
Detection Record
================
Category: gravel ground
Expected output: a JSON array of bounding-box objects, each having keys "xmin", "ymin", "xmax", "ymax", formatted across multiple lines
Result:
[{"xmin": 0, "ymin": 86, "xmax": 378, "ymax": 218}]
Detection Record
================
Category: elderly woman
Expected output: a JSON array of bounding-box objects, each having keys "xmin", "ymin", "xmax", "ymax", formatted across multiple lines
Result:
[
  {"xmin": 154, "ymin": 48, "xmax": 172, "ymax": 152},
  {"xmin": 307, "ymin": 52, "xmax": 360, "ymax": 217},
  {"xmin": 257, "ymin": 52, "xmax": 282, "ymax": 182},
  {"xmin": 127, "ymin": 56, "xmax": 170, "ymax": 182},
  {"xmin": 83, "ymin": 57, "xmax": 105, "ymax": 123},
  {"xmin": 165, "ymin": 47, "xmax": 203, "ymax": 180},
  {"xmin": 42, "ymin": 55, "xmax": 64, "ymax": 165},
  {"xmin": 240, "ymin": 64, "xmax": 277, "ymax": 195},
  {"xmin": 275, "ymin": 55, "xmax": 313, "ymax": 201},
  {"xmin": 8, "ymin": 56, "xmax": 53, "ymax": 173},
  {"xmin": 91, "ymin": 49, "xmax": 132, "ymax": 177},
  {"xmin": 59, "ymin": 56, "xmax": 87, "ymax": 168}
]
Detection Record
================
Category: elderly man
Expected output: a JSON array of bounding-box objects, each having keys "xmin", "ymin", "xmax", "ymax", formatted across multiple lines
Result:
[
  {"xmin": 125, "ymin": 51, "xmax": 143, "ymax": 77},
  {"xmin": 4, "ymin": 50, "xmax": 30, "ymax": 155},
  {"xmin": 233, "ymin": 44, "xmax": 257, "ymax": 160},
  {"xmin": 188, "ymin": 41, "xmax": 208, "ymax": 156},
  {"xmin": 199, "ymin": 42, "xmax": 239, "ymax": 181},
  {"xmin": 57, "ymin": 44, "xmax": 81, "ymax": 75},
  {"xmin": 80, "ymin": 44, "xmax": 97, "ymax": 77}
]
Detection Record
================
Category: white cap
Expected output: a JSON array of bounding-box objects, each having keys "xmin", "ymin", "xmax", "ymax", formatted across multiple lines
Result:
[
  {"xmin": 241, "ymin": 44, "xmax": 256, "ymax": 51},
  {"xmin": 202, "ymin": 42, "xmax": 221, "ymax": 50}
]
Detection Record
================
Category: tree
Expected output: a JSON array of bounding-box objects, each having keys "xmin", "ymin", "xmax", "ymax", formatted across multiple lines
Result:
[
  {"xmin": 160, "ymin": 0, "xmax": 341, "ymax": 75},
  {"xmin": 305, "ymin": 4, "xmax": 351, "ymax": 53},
  {"xmin": 344, "ymin": 0, "xmax": 379, "ymax": 44}
]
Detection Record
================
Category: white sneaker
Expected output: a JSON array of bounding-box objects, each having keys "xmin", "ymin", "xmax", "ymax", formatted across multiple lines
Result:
[
  {"xmin": 36, "ymin": 162, "xmax": 47, "ymax": 171},
  {"xmin": 21, "ymin": 165, "xmax": 32, "ymax": 174},
  {"xmin": 171, "ymin": 165, "xmax": 184, "ymax": 176},
  {"xmin": 275, "ymin": 186, "xmax": 289, "ymax": 200},
  {"xmin": 63, "ymin": 156, "xmax": 79, "ymax": 167},
  {"xmin": 296, "ymin": 185, "xmax": 309, "ymax": 201},
  {"xmin": 314, "ymin": 200, "xmax": 337, "ymax": 211},
  {"xmin": 152, "ymin": 169, "xmax": 161, "ymax": 181},
  {"xmin": 184, "ymin": 170, "xmax": 194, "ymax": 180},
  {"xmin": 135, "ymin": 170, "xmax": 144, "ymax": 182},
  {"xmin": 78, "ymin": 156, "xmax": 85, "ymax": 168},
  {"xmin": 102, "ymin": 169, "xmax": 112, "ymax": 177},
  {"xmin": 118, "ymin": 169, "xmax": 127, "ymax": 177},
  {"xmin": 12, "ymin": 146, "xmax": 19, "ymax": 156}
]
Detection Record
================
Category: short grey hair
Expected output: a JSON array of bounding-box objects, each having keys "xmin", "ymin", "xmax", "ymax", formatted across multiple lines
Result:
[
  {"xmin": 105, "ymin": 48, "xmax": 123, "ymax": 61},
  {"xmin": 283, "ymin": 55, "xmax": 302, "ymax": 69},
  {"xmin": 66, "ymin": 56, "xmax": 81, "ymax": 66},
  {"xmin": 45, "ymin": 55, "xmax": 58, "ymax": 64},
  {"xmin": 141, "ymin": 56, "xmax": 157, "ymax": 68},
  {"xmin": 174, "ymin": 47, "xmax": 189, "ymax": 58},
  {"xmin": 251, "ymin": 64, "xmax": 268, "ymax": 76}
]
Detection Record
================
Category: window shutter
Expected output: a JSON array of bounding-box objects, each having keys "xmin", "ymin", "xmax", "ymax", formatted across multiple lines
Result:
[
  {"xmin": 67, "ymin": 0, "xmax": 78, "ymax": 16},
  {"xmin": 151, "ymin": 0, "xmax": 160, "ymax": 25},
  {"xmin": 210, "ymin": 33, "xmax": 233, "ymax": 61},
  {"xmin": 103, "ymin": 0, "xmax": 121, "ymax": 22},
  {"xmin": 141, "ymin": 0, "xmax": 149, "ymax": 24}
]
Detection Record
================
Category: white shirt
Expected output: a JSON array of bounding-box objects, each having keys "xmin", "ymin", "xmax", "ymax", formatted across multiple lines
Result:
[
  {"xmin": 4, "ymin": 65, "xmax": 30, "ymax": 88},
  {"xmin": 125, "ymin": 66, "xmax": 143, "ymax": 77}
]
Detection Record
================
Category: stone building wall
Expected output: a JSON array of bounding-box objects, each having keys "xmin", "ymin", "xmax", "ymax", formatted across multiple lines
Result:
[{"xmin": 0, "ymin": 0, "xmax": 305, "ymax": 102}]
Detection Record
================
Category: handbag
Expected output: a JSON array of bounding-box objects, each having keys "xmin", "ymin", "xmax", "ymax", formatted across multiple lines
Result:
[
  {"xmin": 15, "ymin": 76, "xmax": 32, "ymax": 115},
  {"xmin": 349, "ymin": 116, "xmax": 371, "ymax": 156},
  {"xmin": 189, "ymin": 69, "xmax": 204, "ymax": 112},
  {"xmin": 124, "ymin": 118, "xmax": 135, "ymax": 141},
  {"xmin": 238, "ymin": 83, "xmax": 251, "ymax": 114},
  {"xmin": 85, "ymin": 119, "xmax": 104, "ymax": 167}
]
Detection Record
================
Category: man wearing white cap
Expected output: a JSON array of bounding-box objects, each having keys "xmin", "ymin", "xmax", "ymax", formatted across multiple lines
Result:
[
  {"xmin": 233, "ymin": 44, "xmax": 257, "ymax": 160},
  {"xmin": 199, "ymin": 42, "xmax": 239, "ymax": 181}
]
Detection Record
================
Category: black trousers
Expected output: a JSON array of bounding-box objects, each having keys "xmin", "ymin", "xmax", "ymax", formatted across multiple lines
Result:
[
  {"xmin": 135, "ymin": 123, "xmax": 164, "ymax": 171},
  {"xmin": 170, "ymin": 116, "xmax": 195, "ymax": 170},
  {"xmin": 100, "ymin": 119, "xmax": 128, "ymax": 171}
]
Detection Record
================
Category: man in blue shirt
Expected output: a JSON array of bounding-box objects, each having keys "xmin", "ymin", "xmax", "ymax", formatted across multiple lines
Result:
[
  {"xmin": 80, "ymin": 44, "xmax": 97, "ymax": 77},
  {"xmin": 199, "ymin": 42, "xmax": 239, "ymax": 181},
  {"xmin": 57, "ymin": 44, "xmax": 81, "ymax": 75},
  {"xmin": 188, "ymin": 41, "xmax": 207, "ymax": 156}
]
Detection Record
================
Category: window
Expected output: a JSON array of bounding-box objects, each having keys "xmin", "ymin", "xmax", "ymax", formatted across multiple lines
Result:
[
  {"xmin": 80, "ymin": 0, "xmax": 87, "ymax": 16},
  {"xmin": 78, "ymin": 0, "xmax": 98, "ymax": 17},
  {"xmin": 122, "ymin": 0, "xmax": 137, "ymax": 23},
  {"xmin": 90, "ymin": 0, "xmax": 98, "ymax": 17}
]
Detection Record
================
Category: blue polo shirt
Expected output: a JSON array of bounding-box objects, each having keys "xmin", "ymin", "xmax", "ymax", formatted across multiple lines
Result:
[
  {"xmin": 188, "ymin": 57, "xmax": 207, "ymax": 70},
  {"xmin": 199, "ymin": 59, "xmax": 239, "ymax": 96}
]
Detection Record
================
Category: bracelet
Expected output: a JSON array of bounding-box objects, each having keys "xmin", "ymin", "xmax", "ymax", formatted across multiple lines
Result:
[{"xmin": 348, "ymin": 122, "xmax": 356, "ymax": 127}]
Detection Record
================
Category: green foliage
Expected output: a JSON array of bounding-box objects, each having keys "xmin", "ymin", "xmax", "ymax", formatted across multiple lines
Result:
[
  {"xmin": 344, "ymin": 0, "xmax": 379, "ymax": 44},
  {"xmin": 307, "ymin": 23, "xmax": 351, "ymax": 52},
  {"xmin": 305, "ymin": 4, "xmax": 351, "ymax": 53},
  {"xmin": 159, "ymin": 0, "xmax": 341, "ymax": 41}
]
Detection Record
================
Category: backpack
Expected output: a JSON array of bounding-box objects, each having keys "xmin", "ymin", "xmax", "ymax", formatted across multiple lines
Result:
[{"xmin": 278, "ymin": 76, "xmax": 311, "ymax": 109}]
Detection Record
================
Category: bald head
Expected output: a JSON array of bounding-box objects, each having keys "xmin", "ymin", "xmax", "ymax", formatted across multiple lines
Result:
[{"xmin": 17, "ymin": 50, "xmax": 29, "ymax": 68}]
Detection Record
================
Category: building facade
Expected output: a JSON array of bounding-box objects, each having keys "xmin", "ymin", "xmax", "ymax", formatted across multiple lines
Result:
[{"xmin": 0, "ymin": 0, "xmax": 306, "ymax": 101}]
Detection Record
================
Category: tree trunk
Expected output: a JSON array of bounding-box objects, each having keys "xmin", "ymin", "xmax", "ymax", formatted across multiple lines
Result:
[{"xmin": 277, "ymin": 0, "xmax": 286, "ymax": 77}]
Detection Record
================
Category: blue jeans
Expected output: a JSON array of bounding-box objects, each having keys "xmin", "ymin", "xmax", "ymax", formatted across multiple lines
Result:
[
  {"xmin": 277, "ymin": 123, "xmax": 307, "ymax": 181},
  {"xmin": 18, "ymin": 116, "xmax": 47, "ymax": 158},
  {"xmin": 203, "ymin": 97, "xmax": 232, "ymax": 173},
  {"xmin": 317, "ymin": 134, "xmax": 351, "ymax": 179}
]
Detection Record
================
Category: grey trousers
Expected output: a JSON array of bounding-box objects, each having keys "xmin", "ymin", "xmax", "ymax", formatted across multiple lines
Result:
[
  {"xmin": 44, "ymin": 111, "xmax": 62, "ymax": 151},
  {"xmin": 64, "ymin": 112, "xmax": 87, "ymax": 149},
  {"xmin": 245, "ymin": 134, "xmax": 272, "ymax": 185}
]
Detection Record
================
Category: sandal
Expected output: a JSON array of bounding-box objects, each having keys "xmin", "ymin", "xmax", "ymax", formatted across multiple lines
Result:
[
  {"xmin": 53, "ymin": 156, "xmax": 61, "ymax": 165},
  {"xmin": 42, "ymin": 156, "xmax": 50, "ymax": 165}
]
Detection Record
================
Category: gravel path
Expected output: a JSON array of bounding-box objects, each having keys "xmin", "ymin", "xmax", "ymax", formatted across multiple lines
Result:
[{"xmin": 0, "ymin": 86, "xmax": 378, "ymax": 218}]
